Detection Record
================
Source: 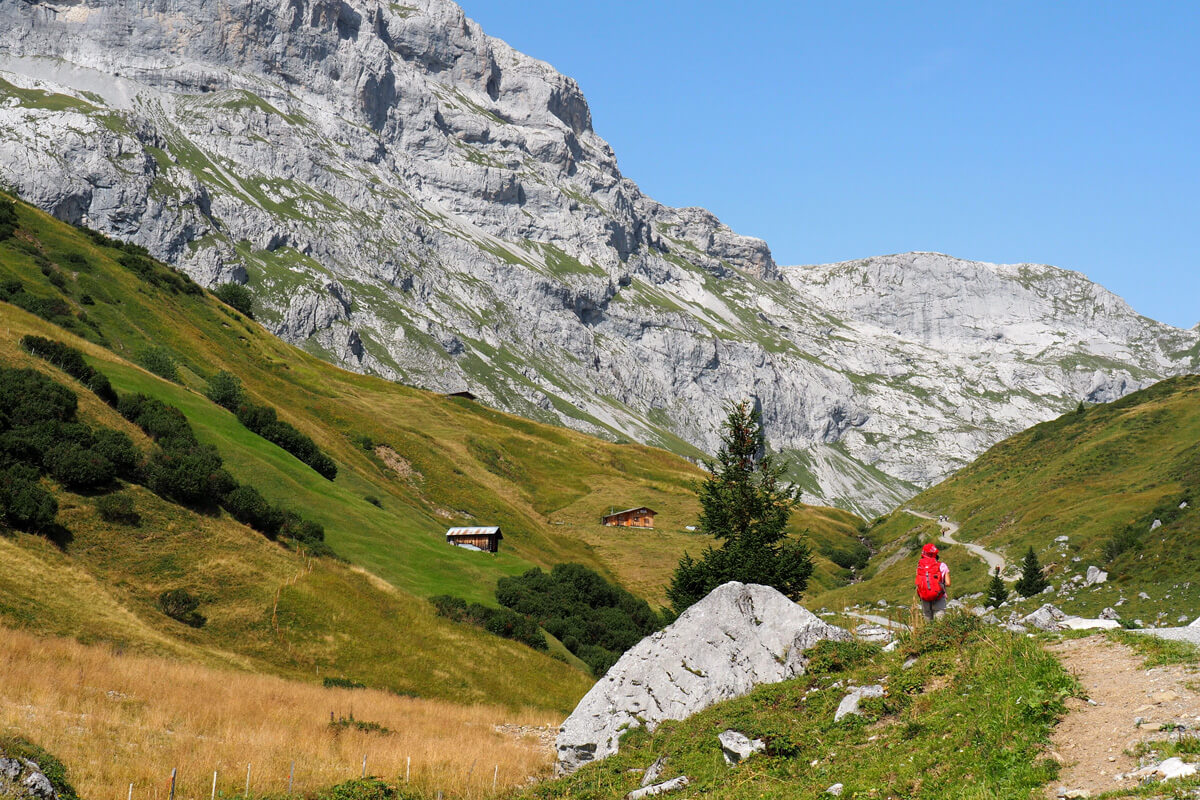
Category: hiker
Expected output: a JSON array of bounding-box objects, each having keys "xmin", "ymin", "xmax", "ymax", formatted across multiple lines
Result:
[{"xmin": 915, "ymin": 543, "xmax": 950, "ymax": 621}]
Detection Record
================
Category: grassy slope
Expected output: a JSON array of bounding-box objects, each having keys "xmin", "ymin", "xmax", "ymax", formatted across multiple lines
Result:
[
  {"xmin": 813, "ymin": 376, "xmax": 1200, "ymax": 624},
  {"xmin": 0, "ymin": 195, "xmax": 863, "ymax": 706},
  {"xmin": 519, "ymin": 616, "xmax": 1074, "ymax": 800}
]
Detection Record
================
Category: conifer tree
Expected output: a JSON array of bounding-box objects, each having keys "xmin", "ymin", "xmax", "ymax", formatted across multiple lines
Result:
[
  {"xmin": 666, "ymin": 400, "xmax": 813, "ymax": 615},
  {"xmin": 987, "ymin": 566, "xmax": 1009, "ymax": 608},
  {"xmin": 1014, "ymin": 546, "xmax": 1049, "ymax": 597}
]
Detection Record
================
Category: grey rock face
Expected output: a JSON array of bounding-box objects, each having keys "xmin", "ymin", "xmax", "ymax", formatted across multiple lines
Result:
[
  {"xmin": 1099, "ymin": 607, "xmax": 1121, "ymax": 621},
  {"xmin": 554, "ymin": 582, "xmax": 849, "ymax": 774},
  {"xmin": 1084, "ymin": 566, "xmax": 1108, "ymax": 586},
  {"xmin": 625, "ymin": 776, "xmax": 690, "ymax": 799},
  {"xmin": 1, "ymin": 2, "xmax": 1197, "ymax": 514}
]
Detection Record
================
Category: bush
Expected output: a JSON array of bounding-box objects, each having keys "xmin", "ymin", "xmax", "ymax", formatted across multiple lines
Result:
[
  {"xmin": 805, "ymin": 639, "xmax": 878, "ymax": 674},
  {"xmin": 236, "ymin": 402, "xmax": 337, "ymax": 480},
  {"xmin": 223, "ymin": 484, "xmax": 284, "ymax": 538},
  {"xmin": 137, "ymin": 346, "xmax": 180, "ymax": 383},
  {"xmin": 322, "ymin": 676, "xmax": 366, "ymax": 690},
  {"xmin": 20, "ymin": 335, "xmax": 118, "ymax": 406},
  {"xmin": 0, "ymin": 280, "xmax": 81, "ymax": 331},
  {"xmin": 204, "ymin": 371, "xmax": 245, "ymax": 411},
  {"xmin": 145, "ymin": 444, "xmax": 235, "ymax": 508},
  {"xmin": 116, "ymin": 252, "xmax": 201, "ymax": 295},
  {"xmin": 96, "ymin": 492, "xmax": 139, "ymax": 525},
  {"xmin": 430, "ymin": 595, "xmax": 547, "ymax": 651},
  {"xmin": 495, "ymin": 563, "xmax": 658, "ymax": 672},
  {"xmin": 119, "ymin": 394, "xmax": 196, "ymax": 446},
  {"xmin": 91, "ymin": 428, "xmax": 141, "ymax": 479},
  {"xmin": 0, "ymin": 464, "xmax": 58, "ymax": 531},
  {"xmin": 364, "ymin": 495, "xmax": 382, "ymax": 508},
  {"xmin": 44, "ymin": 441, "xmax": 115, "ymax": 490},
  {"xmin": 0, "ymin": 366, "xmax": 77, "ymax": 425},
  {"xmin": 213, "ymin": 283, "xmax": 255, "ymax": 318},
  {"xmin": 0, "ymin": 197, "xmax": 17, "ymax": 240},
  {"xmin": 318, "ymin": 778, "xmax": 398, "ymax": 800},
  {"xmin": 157, "ymin": 588, "xmax": 206, "ymax": 628}
]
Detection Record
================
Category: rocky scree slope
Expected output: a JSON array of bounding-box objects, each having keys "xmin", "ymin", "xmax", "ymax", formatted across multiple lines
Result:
[{"xmin": 1, "ymin": 0, "xmax": 1196, "ymax": 514}]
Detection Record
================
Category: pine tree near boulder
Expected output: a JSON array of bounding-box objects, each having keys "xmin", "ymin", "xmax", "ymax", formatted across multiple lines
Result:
[
  {"xmin": 1014, "ymin": 546, "xmax": 1049, "ymax": 597},
  {"xmin": 987, "ymin": 566, "xmax": 1009, "ymax": 607},
  {"xmin": 666, "ymin": 400, "xmax": 813, "ymax": 615}
]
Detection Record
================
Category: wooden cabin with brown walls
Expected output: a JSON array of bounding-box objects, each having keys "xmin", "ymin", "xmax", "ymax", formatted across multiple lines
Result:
[
  {"xmin": 600, "ymin": 507, "xmax": 657, "ymax": 529},
  {"xmin": 445, "ymin": 526, "xmax": 503, "ymax": 553}
]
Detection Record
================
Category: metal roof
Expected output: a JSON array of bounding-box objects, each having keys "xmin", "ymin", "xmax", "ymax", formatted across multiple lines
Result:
[
  {"xmin": 446, "ymin": 526, "xmax": 502, "ymax": 537},
  {"xmin": 602, "ymin": 507, "xmax": 658, "ymax": 518}
]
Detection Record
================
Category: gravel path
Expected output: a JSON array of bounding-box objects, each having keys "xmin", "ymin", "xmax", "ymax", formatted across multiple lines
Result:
[
  {"xmin": 904, "ymin": 509, "xmax": 1007, "ymax": 574},
  {"xmin": 843, "ymin": 611, "xmax": 910, "ymax": 631}
]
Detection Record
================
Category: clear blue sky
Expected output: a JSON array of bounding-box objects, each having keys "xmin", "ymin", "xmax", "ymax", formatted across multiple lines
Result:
[{"xmin": 465, "ymin": 1, "xmax": 1199, "ymax": 329}]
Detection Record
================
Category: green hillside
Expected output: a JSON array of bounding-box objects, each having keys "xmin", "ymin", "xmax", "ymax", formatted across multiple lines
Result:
[
  {"xmin": 0, "ymin": 193, "xmax": 863, "ymax": 708},
  {"xmin": 814, "ymin": 376, "xmax": 1200, "ymax": 625}
]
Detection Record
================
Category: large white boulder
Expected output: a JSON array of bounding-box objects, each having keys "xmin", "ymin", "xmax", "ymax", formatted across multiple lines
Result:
[{"xmin": 555, "ymin": 582, "xmax": 850, "ymax": 773}]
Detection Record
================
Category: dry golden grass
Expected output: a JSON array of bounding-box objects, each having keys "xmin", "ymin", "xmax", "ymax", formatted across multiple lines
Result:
[{"xmin": 0, "ymin": 625, "xmax": 561, "ymax": 800}]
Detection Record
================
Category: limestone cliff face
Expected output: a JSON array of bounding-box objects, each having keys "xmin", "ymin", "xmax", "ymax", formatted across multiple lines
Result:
[{"xmin": 0, "ymin": 0, "xmax": 1195, "ymax": 514}]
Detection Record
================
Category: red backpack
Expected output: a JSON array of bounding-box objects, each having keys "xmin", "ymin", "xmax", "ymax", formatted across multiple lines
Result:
[{"xmin": 915, "ymin": 555, "xmax": 944, "ymax": 601}]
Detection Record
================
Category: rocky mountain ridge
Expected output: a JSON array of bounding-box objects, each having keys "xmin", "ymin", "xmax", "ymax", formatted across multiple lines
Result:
[{"xmin": 1, "ymin": 0, "xmax": 1196, "ymax": 514}]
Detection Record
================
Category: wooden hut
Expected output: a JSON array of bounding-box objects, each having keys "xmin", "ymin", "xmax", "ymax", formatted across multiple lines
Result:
[
  {"xmin": 600, "ymin": 507, "xmax": 657, "ymax": 529},
  {"xmin": 445, "ymin": 526, "xmax": 503, "ymax": 553}
]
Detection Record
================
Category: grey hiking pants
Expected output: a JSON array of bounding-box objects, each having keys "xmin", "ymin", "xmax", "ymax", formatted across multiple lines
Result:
[{"xmin": 920, "ymin": 594, "xmax": 947, "ymax": 622}]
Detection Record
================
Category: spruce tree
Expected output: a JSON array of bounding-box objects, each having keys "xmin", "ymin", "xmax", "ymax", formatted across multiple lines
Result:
[
  {"xmin": 1014, "ymin": 546, "xmax": 1049, "ymax": 597},
  {"xmin": 666, "ymin": 400, "xmax": 813, "ymax": 615},
  {"xmin": 986, "ymin": 566, "xmax": 1009, "ymax": 608}
]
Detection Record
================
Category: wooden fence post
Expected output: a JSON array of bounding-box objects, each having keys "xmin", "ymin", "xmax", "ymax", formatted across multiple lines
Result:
[
  {"xmin": 128, "ymin": 783, "xmax": 133, "ymax": 800},
  {"xmin": 288, "ymin": 761, "xmax": 294, "ymax": 794},
  {"xmin": 211, "ymin": 771, "xmax": 217, "ymax": 800},
  {"xmin": 360, "ymin": 754, "xmax": 366, "ymax": 779},
  {"xmin": 493, "ymin": 765, "xmax": 498, "ymax": 791},
  {"xmin": 405, "ymin": 757, "xmax": 410, "ymax": 784},
  {"xmin": 245, "ymin": 764, "xmax": 251, "ymax": 797},
  {"xmin": 168, "ymin": 768, "xmax": 176, "ymax": 800}
]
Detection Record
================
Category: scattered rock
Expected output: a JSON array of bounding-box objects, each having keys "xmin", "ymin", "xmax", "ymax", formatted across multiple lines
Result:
[
  {"xmin": 718, "ymin": 730, "xmax": 765, "ymax": 766},
  {"xmin": 641, "ymin": 757, "xmax": 664, "ymax": 787},
  {"xmin": 1021, "ymin": 604, "xmax": 1068, "ymax": 632},
  {"xmin": 882, "ymin": 640, "xmax": 899, "ymax": 653},
  {"xmin": 1083, "ymin": 566, "xmax": 1108, "ymax": 586},
  {"xmin": 877, "ymin": 599, "xmax": 888, "ymax": 608},
  {"xmin": 1055, "ymin": 535, "xmax": 1069, "ymax": 543},
  {"xmin": 1156, "ymin": 757, "xmax": 1197, "ymax": 780},
  {"xmin": 834, "ymin": 685, "xmax": 885, "ymax": 722},
  {"xmin": 1151, "ymin": 519, "xmax": 1163, "ymax": 531},
  {"xmin": 1190, "ymin": 616, "xmax": 1200, "ymax": 629},
  {"xmin": 853, "ymin": 623, "xmax": 892, "ymax": 644},
  {"xmin": 1043, "ymin": 585, "xmax": 1056, "ymax": 594},
  {"xmin": 1099, "ymin": 607, "xmax": 1120, "ymax": 621},
  {"xmin": 826, "ymin": 783, "xmax": 844, "ymax": 796},
  {"xmin": 1058, "ymin": 617, "xmax": 1120, "ymax": 631},
  {"xmin": 1151, "ymin": 690, "xmax": 1180, "ymax": 704},
  {"xmin": 555, "ymin": 582, "xmax": 850, "ymax": 773},
  {"xmin": 1138, "ymin": 592, "xmax": 1152, "ymax": 601},
  {"xmin": 0, "ymin": 757, "xmax": 58, "ymax": 800},
  {"xmin": 626, "ymin": 776, "xmax": 690, "ymax": 799}
]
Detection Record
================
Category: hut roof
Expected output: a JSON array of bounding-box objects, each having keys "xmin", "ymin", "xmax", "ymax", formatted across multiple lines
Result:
[
  {"xmin": 446, "ymin": 526, "xmax": 503, "ymax": 538},
  {"xmin": 603, "ymin": 507, "xmax": 657, "ymax": 518}
]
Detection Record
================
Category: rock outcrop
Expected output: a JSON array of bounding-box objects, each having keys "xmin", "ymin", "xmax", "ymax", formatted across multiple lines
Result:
[
  {"xmin": 555, "ymin": 582, "xmax": 849, "ymax": 774},
  {"xmin": 0, "ymin": 756, "xmax": 58, "ymax": 800},
  {"xmin": 1, "ymin": 1, "xmax": 1197, "ymax": 513}
]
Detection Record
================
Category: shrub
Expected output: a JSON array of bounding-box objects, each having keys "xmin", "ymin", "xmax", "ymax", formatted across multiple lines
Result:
[
  {"xmin": 0, "ymin": 464, "xmax": 58, "ymax": 531},
  {"xmin": 44, "ymin": 441, "xmax": 115, "ymax": 490},
  {"xmin": 145, "ymin": 444, "xmax": 235, "ymax": 508},
  {"xmin": 322, "ymin": 676, "xmax": 366, "ymax": 690},
  {"xmin": 91, "ymin": 428, "xmax": 141, "ymax": 479},
  {"xmin": 116, "ymin": 252, "xmax": 201, "ymax": 295},
  {"xmin": 0, "ymin": 197, "xmax": 17, "ymax": 240},
  {"xmin": 236, "ymin": 402, "xmax": 337, "ymax": 480},
  {"xmin": 0, "ymin": 366, "xmax": 77, "ymax": 425},
  {"xmin": 137, "ymin": 346, "xmax": 179, "ymax": 383},
  {"xmin": 430, "ymin": 595, "xmax": 547, "ymax": 651},
  {"xmin": 364, "ymin": 495, "xmax": 382, "ymax": 508},
  {"xmin": 213, "ymin": 283, "xmax": 255, "ymax": 318},
  {"xmin": 119, "ymin": 394, "xmax": 196, "ymax": 446},
  {"xmin": 223, "ymin": 484, "xmax": 284, "ymax": 538},
  {"xmin": 204, "ymin": 370, "xmax": 245, "ymax": 411},
  {"xmin": 20, "ymin": 335, "xmax": 118, "ymax": 406},
  {"xmin": 318, "ymin": 778, "xmax": 397, "ymax": 800},
  {"xmin": 96, "ymin": 492, "xmax": 139, "ymax": 525},
  {"xmin": 157, "ymin": 588, "xmax": 206, "ymax": 628},
  {"xmin": 805, "ymin": 639, "xmax": 878, "ymax": 674}
]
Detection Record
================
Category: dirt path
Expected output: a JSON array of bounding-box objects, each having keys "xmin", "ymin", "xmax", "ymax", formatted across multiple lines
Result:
[
  {"xmin": 843, "ymin": 610, "xmax": 909, "ymax": 630},
  {"xmin": 903, "ymin": 509, "xmax": 1007, "ymax": 574},
  {"xmin": 1044, "ymin": 635, "xmax": 1200, "ymax": 798}
]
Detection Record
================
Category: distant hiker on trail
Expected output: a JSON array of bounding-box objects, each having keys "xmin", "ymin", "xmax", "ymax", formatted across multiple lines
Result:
[{"xmin": 915, "ymin": 543, "xmax": 950, "ymax": 621}]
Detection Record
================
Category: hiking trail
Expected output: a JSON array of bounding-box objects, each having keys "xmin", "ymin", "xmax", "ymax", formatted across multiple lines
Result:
[
  {"xmin": 1044, "ymin": 634, "xmax": 1200, "ymax": 798},
  {"xmin": 903, "ymin": 509, "xmax": 1007, "ymax": 574}
]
